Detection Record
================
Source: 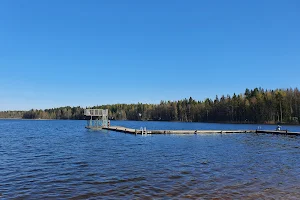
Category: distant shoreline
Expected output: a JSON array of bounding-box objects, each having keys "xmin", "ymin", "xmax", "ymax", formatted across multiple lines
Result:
[
  {"xmin": 0, "ymin": 118, "xmax": 55, "ymax": 120},
  {"xmin": 1, "ymin": 118, "xmax": 300, "ymax": 126}
]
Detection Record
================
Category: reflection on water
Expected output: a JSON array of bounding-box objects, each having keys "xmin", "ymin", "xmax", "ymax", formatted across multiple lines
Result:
[{"xmin": 0, "ymin": 120, "xmax": 299, "ymax": 199}]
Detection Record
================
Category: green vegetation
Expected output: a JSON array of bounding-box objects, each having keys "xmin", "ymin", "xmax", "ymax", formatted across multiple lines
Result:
[{"xmin": 1, "ymin": 88, "xmax": 300, "ymax": 124}]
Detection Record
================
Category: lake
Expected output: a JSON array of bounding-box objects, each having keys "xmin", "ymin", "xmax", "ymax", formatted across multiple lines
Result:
[{"xmin": 1, "ymin": 120, "xmax": 299, "ymax": 199}]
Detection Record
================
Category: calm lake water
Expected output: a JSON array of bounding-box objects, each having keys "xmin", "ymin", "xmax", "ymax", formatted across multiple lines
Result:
[{"xmin": 1, "ymin": 120, "xmax": 300, "ymax": 199}]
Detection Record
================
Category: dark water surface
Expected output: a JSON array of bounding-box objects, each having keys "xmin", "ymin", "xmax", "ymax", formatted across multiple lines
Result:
[{"xmin": 1, "ymin": 120, "xmax": 299, "ymax": 199}]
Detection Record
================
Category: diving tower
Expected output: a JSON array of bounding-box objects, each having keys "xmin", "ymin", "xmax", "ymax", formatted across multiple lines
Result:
[{"xmin": 84, "ymin": 109, "xmax": 109, "ymax": 130}]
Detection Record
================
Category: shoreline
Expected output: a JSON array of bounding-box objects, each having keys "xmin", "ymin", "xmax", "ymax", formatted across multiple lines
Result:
[
  {"xmin": 0, "ymin": 118, "xmax": 56, "ymax": 121},
  {"xmin": 1, "ymin": 118, "xmax": 299, "ymax": 126}
]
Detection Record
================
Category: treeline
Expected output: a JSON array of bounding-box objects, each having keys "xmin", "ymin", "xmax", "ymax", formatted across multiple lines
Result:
[
  {"xmin": 1, "ymin": 88, "xmax": 300, "ymax": 124},
  {"xmin": 0, "ymin": 107, "xmax": 85, "ymax": 120},
  {"xmin": 0, "ymin": 111, "xmax": 24, "ymax": 119}
]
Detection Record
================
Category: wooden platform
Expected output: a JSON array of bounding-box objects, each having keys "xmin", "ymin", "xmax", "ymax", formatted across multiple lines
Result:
[
  {"xmin": 102, "ymin": 126, "xmax": 255, "ymax": 134},
  {"xmin": 256, "ymin": 130, "xmax": 300, "ymax": 136},
  {"xmin": 100, "ymin": 126, "xmax": 300, "ymax": 136}
]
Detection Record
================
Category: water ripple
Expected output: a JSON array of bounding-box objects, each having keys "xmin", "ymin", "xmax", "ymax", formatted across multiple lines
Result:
[{"xmin": 0, "ymin": 119, "xmax": 299, "ymax": 199}]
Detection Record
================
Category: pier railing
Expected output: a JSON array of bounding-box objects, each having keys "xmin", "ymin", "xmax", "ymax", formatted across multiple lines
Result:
[{"xmin": 84, "ymin": 109, "xmax": 108, "ymax": 116}]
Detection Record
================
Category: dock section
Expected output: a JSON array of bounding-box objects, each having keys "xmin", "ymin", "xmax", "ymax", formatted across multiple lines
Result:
[
  {"xmin": 101, "ymin": 126, "xmax": 300, "ymax": 135},
  {"xmin": 256, "ymin": 130, "xmax": 300, "ymax": 136},
  {"xmin": 102, "ymin": 126, "xmax": 255, "ymax": 134}
]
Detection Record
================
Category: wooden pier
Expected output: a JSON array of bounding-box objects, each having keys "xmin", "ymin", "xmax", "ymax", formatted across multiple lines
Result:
[
  {"xmin": 83, "ymin": 109, "xmax": 300, "ymax": 136},
  {"xmin": 102, "ymin": 126, "xmax": 255, "ymax": 134},
  {"xmin": 100, "ymin": 126, "xmax": 300, "ymax": 136},
  {"xmin": 256, "ymin": 130, "xmax": 300, "ymax": 136}
]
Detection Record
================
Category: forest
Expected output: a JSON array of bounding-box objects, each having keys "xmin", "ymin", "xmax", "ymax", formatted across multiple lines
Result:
[{"xmin": 1, "ymin": 88, "xmax": 300, "ymax": 124}]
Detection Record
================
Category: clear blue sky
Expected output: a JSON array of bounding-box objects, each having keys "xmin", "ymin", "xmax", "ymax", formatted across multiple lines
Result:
[{"xmin": 0, "ymin": 0, "xmax": 299, "ymax": 111}]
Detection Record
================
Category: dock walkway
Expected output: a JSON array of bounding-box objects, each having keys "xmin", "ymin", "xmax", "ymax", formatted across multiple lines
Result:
[
  {"xmin": 103, "ymin": 126, "xmax": 255, "ymax": 134},
  {"xmin": 101, "ymin": 126, "xmax": 300, "ymax": 136},
  {"xmin": 256, "ymin": 130, "xmax": 300, "ymax": 136}
]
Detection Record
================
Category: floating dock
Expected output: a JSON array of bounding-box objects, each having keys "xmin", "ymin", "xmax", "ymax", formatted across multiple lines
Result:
[
  {"xmin": 103, "ymin": 126, "xmax": 254, "ymax": 134},
  {"xmin": 101, "ymin": 126, "xmax": 300, "ymax": 136},
  {"xmin": 256, "ymin": 130, "xmax": 300, "ymax": 136},
  {"xmin": 83, "ymin": 109, "xmax": 300, "ymax": 136}
]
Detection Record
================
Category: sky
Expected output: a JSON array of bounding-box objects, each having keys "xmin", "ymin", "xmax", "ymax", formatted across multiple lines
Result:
[{"xmin": 0, "ymin": 0, "xmax": 299, "ymax": 111}]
